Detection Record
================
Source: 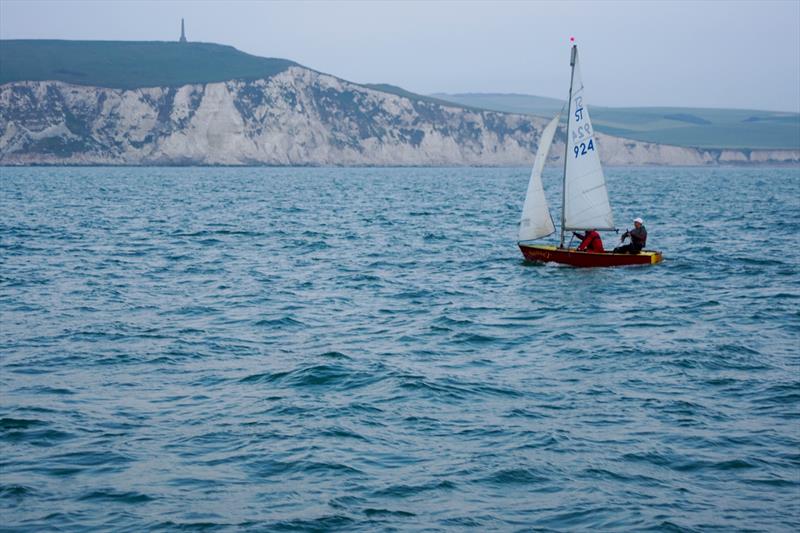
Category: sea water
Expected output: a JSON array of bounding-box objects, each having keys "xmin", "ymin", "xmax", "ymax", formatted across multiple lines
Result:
[{"xmin": 1, "ymin": 166, "xmax": 798, "ymax": 531}]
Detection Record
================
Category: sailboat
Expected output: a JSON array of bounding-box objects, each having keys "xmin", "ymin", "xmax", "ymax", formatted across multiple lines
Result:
[{"xmin": 518, "ymin": 43, "xmax": 663, "ymax": 267}]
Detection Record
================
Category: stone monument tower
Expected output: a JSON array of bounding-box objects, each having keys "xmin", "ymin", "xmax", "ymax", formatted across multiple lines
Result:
[{"xmin": 179, "ymin": 18, "xmax": 187, "ymax": 43}]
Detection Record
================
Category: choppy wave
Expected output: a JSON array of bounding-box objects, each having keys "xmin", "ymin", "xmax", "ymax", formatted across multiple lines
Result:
[{"xmin": 1, "ymin": 166, "xmax": 798, "ymax": 531}]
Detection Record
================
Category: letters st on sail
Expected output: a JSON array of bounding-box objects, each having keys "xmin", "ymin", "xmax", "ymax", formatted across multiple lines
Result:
[{"xmin": 571, "ymin": 96, "xmax": 594, "ymax": 156}]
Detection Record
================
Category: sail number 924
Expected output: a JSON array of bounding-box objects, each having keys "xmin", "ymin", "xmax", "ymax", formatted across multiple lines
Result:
[{"xmin": 574, "ymin": 138, "xmax": 595, "ymax": 157}]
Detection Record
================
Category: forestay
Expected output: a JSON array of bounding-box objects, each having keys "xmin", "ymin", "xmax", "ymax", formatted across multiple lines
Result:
[
  {"xmin": 519, "ymin": 114, "xmax": 559, "ymax": 241},
  {"xmin": 563, "ymin": 49, "xmax": 614, "ymax": 231}
]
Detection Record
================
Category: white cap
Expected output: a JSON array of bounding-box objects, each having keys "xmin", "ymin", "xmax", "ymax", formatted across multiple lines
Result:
[{"xmin": 633, "ymin": 217, "xmax": 643, "ymax": 224}]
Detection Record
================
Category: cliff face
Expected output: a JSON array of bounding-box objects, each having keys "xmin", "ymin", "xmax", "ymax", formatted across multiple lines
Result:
[{"xmin": 1, "ymin": 66, "xmax": 797, "ymax": 166}]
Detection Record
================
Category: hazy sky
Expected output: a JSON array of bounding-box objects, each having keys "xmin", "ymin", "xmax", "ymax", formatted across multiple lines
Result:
[{"xmin": 2, "ymin": 0, "xmax": 799, "ymax": 112}]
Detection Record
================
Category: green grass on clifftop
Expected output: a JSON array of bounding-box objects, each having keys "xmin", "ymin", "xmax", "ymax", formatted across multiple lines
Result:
[
  {"xmin": 433, "ymin": 93, "xmax": 800, "ymax": 151},
  {"xmin": 0, "ymin": 40, "xmax": 297, "ymax": 89}
]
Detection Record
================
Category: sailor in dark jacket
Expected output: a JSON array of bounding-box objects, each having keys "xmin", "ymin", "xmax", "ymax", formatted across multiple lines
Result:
[{"xmin": 614, "ymin": 217, "xmax": 647, "ymax": 254}]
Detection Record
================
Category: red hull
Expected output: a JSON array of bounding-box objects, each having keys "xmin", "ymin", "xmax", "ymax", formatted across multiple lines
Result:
[{"xmin": 519, "ymin": 244, "xmax": 662, "ymax": 267}]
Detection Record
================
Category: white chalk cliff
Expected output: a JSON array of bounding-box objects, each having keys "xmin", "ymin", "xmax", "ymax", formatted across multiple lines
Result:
[{"xmin": 1, "ymin": 66, "xmax": 797, "ymax": 166}]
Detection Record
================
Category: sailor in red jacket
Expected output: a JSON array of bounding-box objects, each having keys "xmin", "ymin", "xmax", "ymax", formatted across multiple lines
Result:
[{"xmin": 573, "ymin": 229, "xmax": 604, "ymax": 253}]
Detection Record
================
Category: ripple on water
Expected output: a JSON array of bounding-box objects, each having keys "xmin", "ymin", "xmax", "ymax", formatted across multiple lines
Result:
[{"xmin": 1, "ymin": 166, "xmax": 798, "ymax": 531}]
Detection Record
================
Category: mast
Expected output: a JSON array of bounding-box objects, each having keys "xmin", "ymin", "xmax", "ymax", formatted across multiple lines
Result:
[{"xmin": 560, "ymin": 44, "xmax": 577, "ymax": 248}]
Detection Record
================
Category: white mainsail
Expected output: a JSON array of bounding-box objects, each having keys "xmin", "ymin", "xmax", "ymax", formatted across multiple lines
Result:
[
  {"xmin": 518, "ymin": 114, "xmax": 559, "ymax": 241},
  {"xmin": 563, "ymin": 48, "xmax": 615, "ymax": 232}
]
